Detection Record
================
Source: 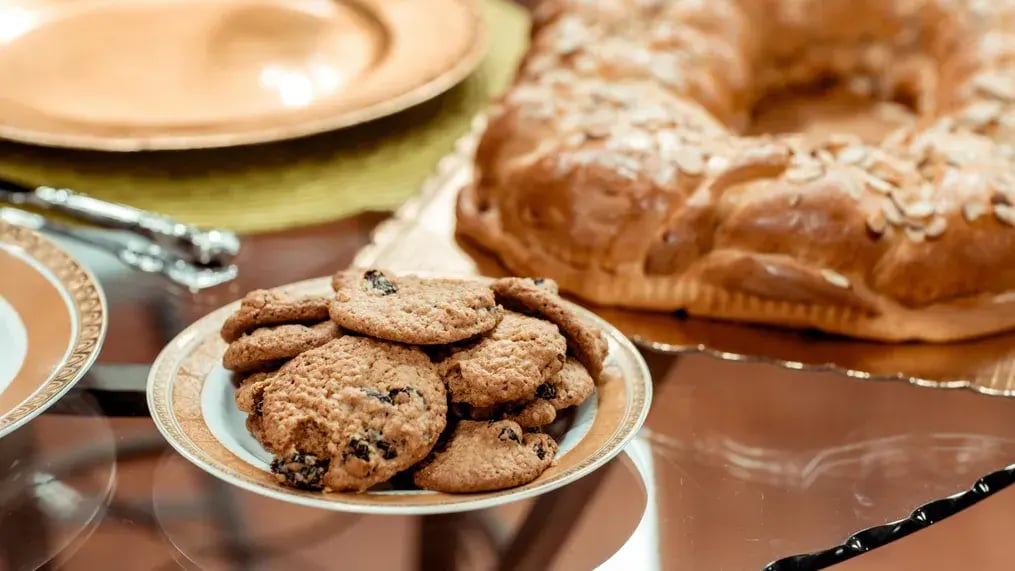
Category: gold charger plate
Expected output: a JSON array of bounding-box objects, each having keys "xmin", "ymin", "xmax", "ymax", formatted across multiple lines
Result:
[
  {"xmin": 353, "ymin": 117, "xmax": 1015, "ymax": 396},
  {"xmin": 0, "ymin": 221, "xmax": 106, "ymax": 438},
  {"xmin": 146, "ymin": 276, "xmax": 652, "ymax": 514},
  {"xmin": 0, "ymin": 0, "xmax": 486, "ymax": 151}
]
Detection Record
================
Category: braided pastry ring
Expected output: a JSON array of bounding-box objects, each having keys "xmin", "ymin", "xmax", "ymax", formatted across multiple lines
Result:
[{"xmin": 459, "ymin": 0, "xmax": 1015, "ymax": 341}]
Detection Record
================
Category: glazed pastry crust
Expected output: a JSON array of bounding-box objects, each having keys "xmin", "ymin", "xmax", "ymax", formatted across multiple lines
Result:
[{"xmin": 459, "ymin": 0, "xmax": 1015, "ymax": 342}]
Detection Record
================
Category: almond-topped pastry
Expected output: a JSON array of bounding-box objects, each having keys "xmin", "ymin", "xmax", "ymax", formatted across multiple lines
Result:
[{"xmin": 458, "ymin": 0, "xmax": 1015, "ymax": 342}]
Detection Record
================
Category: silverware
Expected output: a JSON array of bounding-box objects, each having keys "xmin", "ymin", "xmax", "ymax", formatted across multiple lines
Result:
[
  {"xmin": 0, "ymin": 178, "xmax": 240, "ymax": 267},
  {"xmin": 1, "ymin": 207, "xmax": 238, "ymax": 291}
]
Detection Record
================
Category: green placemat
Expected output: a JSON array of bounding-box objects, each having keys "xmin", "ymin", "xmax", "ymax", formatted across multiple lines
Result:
[{"xmin": 0, "ymin": 0, "xmax": 529, "ymax": 234}]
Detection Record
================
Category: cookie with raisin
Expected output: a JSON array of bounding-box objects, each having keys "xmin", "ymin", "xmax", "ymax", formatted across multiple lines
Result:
[
  {"xmin": 329, "ymin": 270, "xmax": 502, "ymax": 344},
  {"xmin": 438, "ymin": 311, "xmax": 566, "ymax": 408},
  {"xmin": 221, "ymin": 290, "xmax": 330, "ymax": 342},
  {"xmin": 258, "ymin": 336, "xmax": 447, "ymax": 492},
  {"xmin": 453, "ymin": 358, "xmax": 594, "ymax": 428},
  {"xmin": 234, "ymin": 371, "xmax": 279, "ymax": 444},
  {"xmin": 492, "ymin": 277, "xmax": 608, "ymax": 380},
  {"xmin": 222, "ymin": 321, "xmax": 340, "ymax": 373},
  {"xmin": 413, "ymin": 420, "xmax": 557, "ymax": 493}
]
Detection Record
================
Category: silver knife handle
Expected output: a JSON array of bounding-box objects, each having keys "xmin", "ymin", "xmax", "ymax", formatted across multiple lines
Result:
[{"xmin": 26, "ymin": 186, "xmax": 240, "ymax": 266}]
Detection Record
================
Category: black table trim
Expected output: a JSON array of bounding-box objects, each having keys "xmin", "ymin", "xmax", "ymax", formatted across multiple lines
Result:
[{"xmin": 765, "ymin": 464, "xmax": 1015, "ymax": 570}]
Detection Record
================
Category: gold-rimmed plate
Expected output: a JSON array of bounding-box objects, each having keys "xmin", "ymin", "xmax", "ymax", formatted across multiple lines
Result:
[
  {"xmin": 0, "ymin": 221, "xmax": 107, "ymax": 438},
  {"xmin": 146, "ymin": 276, "xmax": 652, "ymax": 514},
  {"xmin": 0, "ymin": 0, "xmax": 486, "ymax": 151}
]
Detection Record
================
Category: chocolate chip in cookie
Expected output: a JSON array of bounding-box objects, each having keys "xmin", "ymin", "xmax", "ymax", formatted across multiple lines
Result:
[
  {"xmin": 413, "ymin": 420, "xmax": 557, "ymax": 493},
  {"xmin": 329, "ymin": 270, "xmax": 503, "ymax": 345}
]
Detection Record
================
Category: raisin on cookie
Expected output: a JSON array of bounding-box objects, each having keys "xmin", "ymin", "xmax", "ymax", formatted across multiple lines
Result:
[
  {"xmin": 525, "ymin": 277, "xmax": 560, "ymax": 295},
  {"xmin": 329, "ymin": 270, "xmax": 503, "ymax": 345},
  {"xmin": 492, "ymin": 278, "xmax": 608, "ymax": 380},
  {"xmin": 270, "ymin": 453, "xmax": 330, "ymax": 491},
  {"xmin": 455, "ymin": 359, "xmax": 593, "ymax": 428},
  {"xmin": 235, "ymin": 371, "xmax": 276, "ymax": 415},
  {"xmin": 439, "ymin": 311, "xmax": 566, "ymax": 408},
  {"xmin": 501, "ymin": 400, "xmax": 557, "ymax": 428},
  {"xmin": 413, "ymin": 420, "xmax": 557, "ymax": 493},
  {"xmin": 235, "ymin": 371, "xmax": 279, "ymax": 442},
  {"xmin": 454, "ymin": 399, "xmax": 558, "ymax": 428},
  {"xmin": 542, "ymin": 357, "xmax": 596, "ymax": 410},
  {"xmin": 221, "ymin": 290, "xmax": 331, "ymax": 343},
  {"xmin": 500, "ymin": 357, "xmax": 596, "ymax": 427},
  {"xmin": 259, "ymin": 336, "xmax": 447, "ymax": 492},
  {"xmin": 222, "ymin": 321, "xmax": 340, "ymax": 373}
]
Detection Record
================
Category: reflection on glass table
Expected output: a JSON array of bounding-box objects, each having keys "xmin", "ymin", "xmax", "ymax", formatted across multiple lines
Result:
[
  {"xmin": 646, "ymin": 355, "xmax": 1015, "ymax": 570},
  {"xmin": 1, "ymin": 220, "xmax": 1012, "ymax": 570},
  {"xmin": 0, "ymin": 393, "xmax": 116, "ymax": 570}
]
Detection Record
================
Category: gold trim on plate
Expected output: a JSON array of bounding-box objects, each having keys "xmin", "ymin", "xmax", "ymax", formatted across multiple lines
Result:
[{"xmin": 0, "ymin": 221, "xmax": 107, "ymax": 437}]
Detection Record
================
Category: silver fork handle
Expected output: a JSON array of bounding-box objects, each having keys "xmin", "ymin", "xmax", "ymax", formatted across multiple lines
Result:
[
  {"xmin": 4, "ymin": 184, "xmax": 240, "ymax": 267},
  {"xmin": 0, "ymin": 207, "xmax": 237, "ymax": 291}
]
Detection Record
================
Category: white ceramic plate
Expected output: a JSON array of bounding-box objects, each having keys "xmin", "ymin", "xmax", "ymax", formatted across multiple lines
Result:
[
  {"xmin": 0, "ymin": 221, "xmax": 106, "ymax": 438},
  {"xmin": 147, "ymin": 276, "xmax": 652, "ymax": 514}
]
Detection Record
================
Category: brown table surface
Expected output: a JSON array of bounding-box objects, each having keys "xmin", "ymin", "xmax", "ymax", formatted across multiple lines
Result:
[{"xmin": 1, "ymin": 213, "xmax": 1013, "ymax": 571}]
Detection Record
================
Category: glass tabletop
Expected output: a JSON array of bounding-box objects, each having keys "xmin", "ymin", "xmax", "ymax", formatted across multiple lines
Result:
[{"xmin": 3, "ymin": 216, "xmax": 1015, "ymax": 571}]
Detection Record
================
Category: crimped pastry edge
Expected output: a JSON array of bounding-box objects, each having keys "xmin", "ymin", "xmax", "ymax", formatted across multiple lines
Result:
[{"xmin": 458, "ymin": 181, "xmax": 1015, "ymax": 343}]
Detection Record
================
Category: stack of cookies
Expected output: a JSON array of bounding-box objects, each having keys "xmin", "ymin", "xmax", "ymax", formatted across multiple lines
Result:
[{"xmin": 221, "ymin": 270, "xmax": 608, "ymax": 494}]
